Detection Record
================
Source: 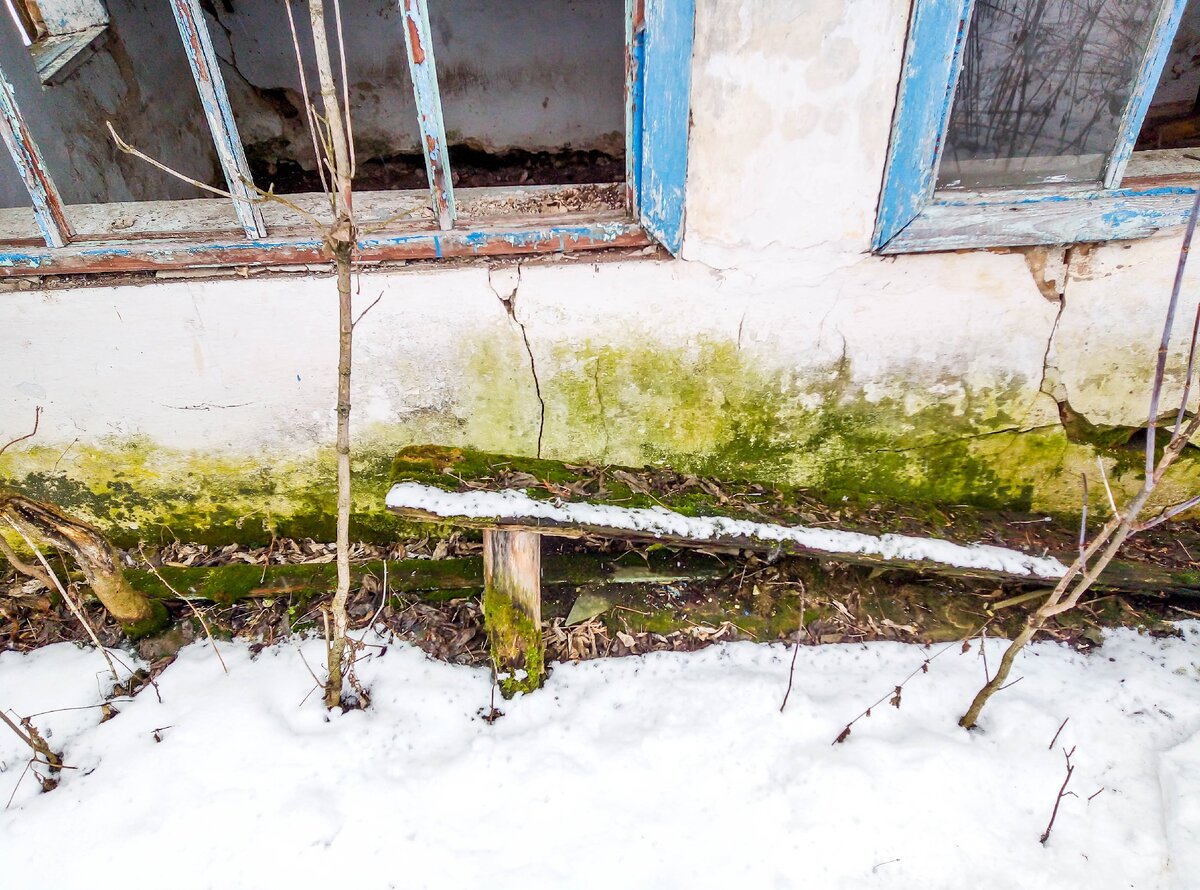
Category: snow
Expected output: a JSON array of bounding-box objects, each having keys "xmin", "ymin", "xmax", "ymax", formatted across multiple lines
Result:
[
  {"xmin": 386, "ymin": 482, "xmax": 1069, "ymax": 578},
  {"xmin": 3, "ymin": 626, "xmax": 1200, "ymax": 888}
]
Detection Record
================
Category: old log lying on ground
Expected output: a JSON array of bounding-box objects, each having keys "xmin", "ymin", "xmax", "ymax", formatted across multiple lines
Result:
[{"xmin": 384, "ymin": 445, "xmax": 1200, "ymax": 696}]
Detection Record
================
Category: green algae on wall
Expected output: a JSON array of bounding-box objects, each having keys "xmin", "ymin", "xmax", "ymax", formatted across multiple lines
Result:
[{"xmin": 5, "ymin": 334, "xmax": 1200, "ymax": 547}]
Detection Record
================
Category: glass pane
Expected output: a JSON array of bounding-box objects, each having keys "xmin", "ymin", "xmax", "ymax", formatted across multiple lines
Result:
[
  {"xmin": 938, "ymin": 0, "xmax": 1161, "ymax": 189},
  {"xmin": 431, "ymin": 0, "xmax": 625, "ymax": 187},
  {"xmin": 1136, "ymin": 0, "xmax": 1200, "ymax": 150}
]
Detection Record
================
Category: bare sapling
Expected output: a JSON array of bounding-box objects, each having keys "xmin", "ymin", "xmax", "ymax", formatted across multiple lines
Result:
[
  {"xmin": 960, "ymin": 192, "xmax": 1200, "ymax": 729},
  {"xmin": 107, "ymin": 0, "xmax": 362, "ymax": 708}
]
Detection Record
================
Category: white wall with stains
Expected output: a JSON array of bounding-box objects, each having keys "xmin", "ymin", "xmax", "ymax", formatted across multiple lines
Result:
[{"xmin": 4, "ymin": 0, "xmax": 1200, "ymax": 531}]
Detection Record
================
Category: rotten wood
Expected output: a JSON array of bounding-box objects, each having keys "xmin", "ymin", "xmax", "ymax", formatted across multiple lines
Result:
[{"xmin": 483, "ymin": 528, "xmax": 544, "ymax": 697}]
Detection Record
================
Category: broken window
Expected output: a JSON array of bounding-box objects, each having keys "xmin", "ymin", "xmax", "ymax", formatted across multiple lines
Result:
[
  {"xmin": 6, "ymin": 0, "xmax": 108, "ymax": 83},
  {"xmin": 939, "ymin": 0, "xmax": 1161, "ymax": 189},
  {"xmin": 876, "ymin": 0, "xmax": 1200, "ymax": 253},
  {"xmin": 0, "ymin": 0, "xmax": 694, "ymax": 274}
]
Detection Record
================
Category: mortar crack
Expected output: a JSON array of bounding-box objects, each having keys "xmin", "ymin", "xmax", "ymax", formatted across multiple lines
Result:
[{"xmin": 489, "ymin": 265, "xmax": 546, "ymax": 458}]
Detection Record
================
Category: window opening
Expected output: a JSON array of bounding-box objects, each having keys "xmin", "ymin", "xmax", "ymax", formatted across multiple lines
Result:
[
  {"xmin": 938, "ymin": 0, "xmax": 1161, "ymax": 189},
  {"xmin": 1137, "ymin": 0, "xmax": 1200, "ymax": 149},
  {"xmin": 429, "ymin": 0, "xmax": 625, "ymax": 189}
]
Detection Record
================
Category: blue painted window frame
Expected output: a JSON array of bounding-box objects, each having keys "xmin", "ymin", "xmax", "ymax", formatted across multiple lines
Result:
[
  {"xmin": 874, "ymin": 0, "xmax": 1194, "ymax": 254},
  {"xmin": 0, "ymin": 0, "xmax": 694, "ymax": 274}
]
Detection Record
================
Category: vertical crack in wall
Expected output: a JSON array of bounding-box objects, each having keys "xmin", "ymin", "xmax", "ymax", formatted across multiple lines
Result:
[{"xmin": 489, "ymin": 265, "xmax": 546, "ymax": 458}]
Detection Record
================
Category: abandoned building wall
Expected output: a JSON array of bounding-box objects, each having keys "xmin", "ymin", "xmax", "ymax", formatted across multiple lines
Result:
[{"xmin": 4, "ymin": 0, "xmax": 1200, "ymax": 546}]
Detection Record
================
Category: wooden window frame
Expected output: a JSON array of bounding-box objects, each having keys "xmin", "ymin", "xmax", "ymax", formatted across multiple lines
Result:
[
  {"xmin": 874, "ymin": 0, "xmax": 1195, "ymax": 254},
  {"xmin": 0, "ymin": 0, "xmax": 694, "ymax": 277}
]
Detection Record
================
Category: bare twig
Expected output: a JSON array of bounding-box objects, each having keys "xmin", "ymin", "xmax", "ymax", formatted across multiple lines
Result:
[
  {"xmin": 0, "ymin": 405, "xmax": 41, "ymax": 457},
  {"xmin": 835, "ymin": 620, "xmax": 989, "ymax": 744},
  {"xmin": 138, "ymin": 546, "xmax": 227, "ymax": 674},
  {"xmin": 1078, "ymin": 473, "xmax": 1088, "ymax": 572},
  {"xmin": 780, "ymin": 584, "xmax": 806, "ymax": 713},
  {"xmin": 0, "ymin": 532, "xmax": 54, "ymax": 590},
  {"xmin": 1049, "ymin": 716, "xmax": 1069, "ymax": 750},
  {"xmin": 1147, "ymin": 191, "xmax": 1200, "ymax": 477},
  {"xmin": 351, "ymin": 291, "xmax": 383, "ymax": 328},
  {"xmin": 1040, "ymin": 746, "xmax": 1077, "ymax": 845},
  {"xmin": 1097, "ymin": 456, "xmax": 1120, "ymax": 520}
]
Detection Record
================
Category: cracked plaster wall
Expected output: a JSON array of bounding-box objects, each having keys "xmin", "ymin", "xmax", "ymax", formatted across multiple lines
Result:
[{"xmin": 4, "ymin": 0, "xmax": 1200, "ymax": 542}]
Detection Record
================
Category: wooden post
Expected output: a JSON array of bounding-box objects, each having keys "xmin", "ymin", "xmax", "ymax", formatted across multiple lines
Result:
[{"xmin": 482, "ymin": 528, "xmax": 544, "ymax": 697}]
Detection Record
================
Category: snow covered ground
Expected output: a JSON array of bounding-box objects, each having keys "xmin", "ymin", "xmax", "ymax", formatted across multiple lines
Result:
[{"xmin": 2, "ymin": 625, "xmax": 1200, "ymax": 889}]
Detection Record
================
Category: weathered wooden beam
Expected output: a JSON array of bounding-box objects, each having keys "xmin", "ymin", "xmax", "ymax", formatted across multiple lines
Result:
[
  {"xmin": 168, "ymin": 0, "xmax": 267, "ymax": 239},
  {"xmin": 0, "ymin": 63, "xmax": 73, "ymax": 247},
  {"xmin": 400, "ymin": 0, "xmax": 455, "ymax": 230},
  {"xmin": 0, "ymin": 217, "xmax": 649, "ymax": 276},
  {"xmin": 482, "ymin": 529, "xmax": 543, "ymax": 697}
]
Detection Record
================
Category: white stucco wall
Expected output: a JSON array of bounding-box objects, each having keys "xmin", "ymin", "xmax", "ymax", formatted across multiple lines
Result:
[{"xmin": 4, "ymin": 0, "xmax": 1200, "ymax": 536}]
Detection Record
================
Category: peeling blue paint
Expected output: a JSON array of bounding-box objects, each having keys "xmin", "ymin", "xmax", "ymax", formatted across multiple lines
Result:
[
  {"xmin": 639, "ymin": 0, "xmax": 693, "ymax": 256},
  {"xmin": 169, "ymin": 0, "xmax": 265, "ymax": 239},
  {"xmin": 401, "ymin": 0, "xmax": 456, "ymax": 231},
  {"xmin": 1104, "ymin": 0, "xmax": 1189, "ymax": 187}
]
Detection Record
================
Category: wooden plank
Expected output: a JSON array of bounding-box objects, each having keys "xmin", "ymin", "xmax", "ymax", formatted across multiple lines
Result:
[
  {"xmin": 872, "ymin": 0, "xmax": 976, "ymax": 251},
  {"xmin": 387, "ymin": 503, "xmax": 1200, "ymax": 598},
  {"xmin": 0, "ymin": 62, "xmax": 72, "ymax": 248},
  {"xmin": 883, "ymin": 186, "xmax": 1199, "ymax": 253},
  {"xmin": 0, "ymin": 183, "xmax": 625, "ymax": 243},
  {"xmin": 168, "ymin": 0, "xmax": 267, "ymax": 239},
  {"xmin": 483, "ymin": 529, "xmax": 544, "ymax": 697},
  {"xmin": 1104, "ymin": 0, "xmax": 1190, "ymax": 189},
  {"xmin": 400, "ymin": 0, "xmax": 455, "ymax": 231},
  {"xmin": 639, "ymin": 0, "xmax": 694, "ymax": 255},
  {"xmin": 0, "ymin": 215, "xmax": 650, "ymax": 276}
]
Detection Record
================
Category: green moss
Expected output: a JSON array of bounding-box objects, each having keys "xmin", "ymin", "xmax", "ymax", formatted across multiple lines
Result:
[
  {"xmin": 5, "ymin": 332, "xmax": 1200, "ymax": 549},
  {"xmin": 482, "ymin": 586, "xmax": 544, "ymax": 698},
  {"xmin": 121, "ymin": 599, "xmax": 170, "ymax": 641}
]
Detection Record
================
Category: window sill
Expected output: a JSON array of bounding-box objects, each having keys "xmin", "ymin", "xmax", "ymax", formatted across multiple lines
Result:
[
  {"xmin": 878, "ymin": 182, "xmax": 1200, "ymax": 254},
  {"xmin": 29, "ymin": 24, "xmax": 106, "ymax": 85},
  {"xmin": 0, "ymin": 185, "xmax": 651, "ymax": 276}
]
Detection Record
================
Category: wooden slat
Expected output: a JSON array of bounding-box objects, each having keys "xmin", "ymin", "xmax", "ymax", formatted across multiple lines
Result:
[
  {"xmin": 483, "ymin": 528, "xmax": 544, "ymax": 696},
  {"xmin": 639, "ymin": 0, "xmax": 694, "ymax": 255},
  {"xmin": 624, "ymin": 0, "xmax": 646, "ymax": 217},
  {"xmin": 400, "ymin": 0, "xmax": 455, "ymax": 231},
  {"xmin": 1104, "ymin": 0, "xmax": 1190, "ymax": 189},
  {"xmin": 0, "ymin": 63, "xmax": 72, "ymax": 247},
  {"xmin": 873, "ymin": 0, "xmax": 976, "ymax": 251},
  {"xmin": 883, "ymin": 186, "xmax": 1198, "ymax": 253},
  {"xmin": 0, "ymin": 215, "xmax": 650, "ymax": 276},
  {"xmin": 169, "ymin": 0, "xmax": 267, "ymax": 239}
]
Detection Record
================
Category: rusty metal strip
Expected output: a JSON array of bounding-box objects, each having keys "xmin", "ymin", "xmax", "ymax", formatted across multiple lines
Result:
[
  {"xmin": 168, "ymin": 0, "xmax": 267, "ymax": 239},
  {"xmin": 0, "ymin": 63, "xmax": 72, "ymax": 248},
  {"xmin": 400, "ymin": 0, "xmax": 456, "ymax": 230},
  {"xmin": 0, "ymin": 219, "xmax": 651, "ymax": 276}
]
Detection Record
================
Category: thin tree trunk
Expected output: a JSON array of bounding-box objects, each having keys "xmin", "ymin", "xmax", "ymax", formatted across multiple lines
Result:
[
  {"xmin": 326, "ymin": 240, "xmax": 353, "ymax": 707},
  {"xmin": 307, "ymin": 0, "xmax": 356, "ymax": 709}
]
